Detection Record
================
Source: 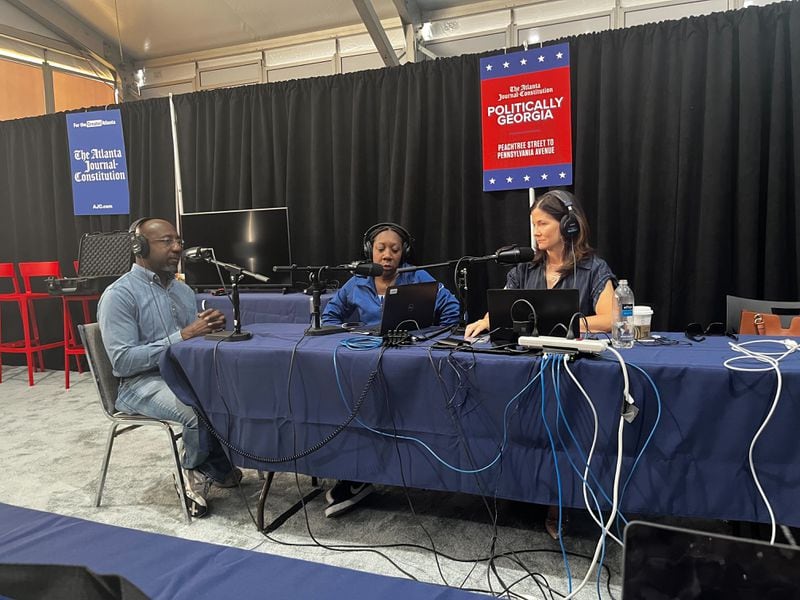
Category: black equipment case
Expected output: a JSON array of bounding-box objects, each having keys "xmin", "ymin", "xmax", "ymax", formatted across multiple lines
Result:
[{"xmin": 47, "ymin": 231, "xmax": 132, "ymax": 296}]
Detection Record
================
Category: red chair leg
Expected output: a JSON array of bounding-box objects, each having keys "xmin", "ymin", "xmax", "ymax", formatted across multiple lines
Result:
[
  {"xmin": 63, "ymin": 298, "xmax": 70, "ymax": 389},
  {"xmin": 18, "ymin": 300, "xmax": 34, "ymax": 386},
  {"xmin": 78, "ymin": 299, "xmax": 92, "ymax": 374},
  {"xmin": 27, "ymin": 300, "xmax": 45, "ymax": 373}
]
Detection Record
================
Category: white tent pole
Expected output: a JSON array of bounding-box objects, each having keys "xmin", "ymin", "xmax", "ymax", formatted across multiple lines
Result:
[{"xmin": 169, "ymin": 93, "xmax": 184, "ymax": 231}]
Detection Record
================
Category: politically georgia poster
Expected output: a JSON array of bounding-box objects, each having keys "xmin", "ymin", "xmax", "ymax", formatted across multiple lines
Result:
[{"xmin": 480, "ymin": 43, "xmax": 572, "ymax": 192}]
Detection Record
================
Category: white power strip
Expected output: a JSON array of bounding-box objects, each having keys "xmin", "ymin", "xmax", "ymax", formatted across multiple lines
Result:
[{"xmin": 517, "ymin": 335, "xmax": 608, "ymax": 354}]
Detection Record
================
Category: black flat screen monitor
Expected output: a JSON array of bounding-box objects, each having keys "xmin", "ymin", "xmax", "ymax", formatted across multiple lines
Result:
[
  {"xmin": 622, "ymin": 520, "xmax": 800, "ymax": 599},
  {"xmin": 180, "ymin": 207, "xmax": 291, "ymax": 289}
]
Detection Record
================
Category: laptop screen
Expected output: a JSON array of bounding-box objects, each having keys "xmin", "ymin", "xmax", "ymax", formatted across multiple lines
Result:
[
  {"xmin": 486, "ymin": 288, "xmax": 580, "ymax": 343},
  {"xmin": 378, "ymin": 281, "xmax": 438, "ymax": 335},
  {"xmin": 622, "ymin": 521, "xmax": 800, "ymax": 599}
]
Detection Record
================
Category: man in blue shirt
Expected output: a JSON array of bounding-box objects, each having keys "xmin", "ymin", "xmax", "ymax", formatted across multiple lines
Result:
[
  {"xmin": 320, "ymin": 222, "xmax": 460, "ymax": 516},
  {"xmin": 98, "ymin": 218, "xmax": 239, "ymax": 518}
]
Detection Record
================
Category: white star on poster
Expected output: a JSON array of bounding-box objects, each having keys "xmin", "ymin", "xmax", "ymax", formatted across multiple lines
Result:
[
  {"xmin": 523, "ymin": 175, "xmax": 530, "ymax": 182},
  {"xmin": 559, "ymin": 172, "xmax": 566, "ymax": 179},
  {"xmin": 541, "ymin": 173, "xmax": 548, "ymax": 180},
  {"xmin": 506, "ymin": 176, "xmax": 513, "ymax": 183},
  {"xmin": 520, "ymin": 58, "xmax": 527, "ymax": 65},
  {"xmin": 556, "ymin": 52, "xmax": 563, "ymax": 59},
  {"xmin": 485, "ymin": 64, "xmax": 493, "ymax": 71},
  {"xmin": 538, "ymin": 55, "xmax": 545, "ymax": 63},
  {"xmin": 503, "ymin": 61, "xmax": 509, "ymax": 68},
  {"xmin": 489, "ymin": 178, "xmax": 496, "ymax": 184}
]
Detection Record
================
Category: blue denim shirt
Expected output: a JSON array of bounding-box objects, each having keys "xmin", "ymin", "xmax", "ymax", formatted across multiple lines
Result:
[
  {"xmin": 505, "ymin": 255, "xmax": 616, "ymax": 317},
  {"xmin": 321, "ymin": 267, "xmax": 461, "ymax": 326},
  {"xmin": 97, "ymin": 264, "xmax": 196, "ymax": 379}
]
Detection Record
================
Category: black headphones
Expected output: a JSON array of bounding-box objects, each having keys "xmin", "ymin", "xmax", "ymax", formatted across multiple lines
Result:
[
  {"xmin": 129, "ymin": 217, "xmax": 152, "ymax": 258},
  {"xmin": 362, "ymin": 222, "xmax": 413, "ymax": 261},
  {"xmin": 547, "ymin": 190, "xmax": 580, "ymax": 240}
]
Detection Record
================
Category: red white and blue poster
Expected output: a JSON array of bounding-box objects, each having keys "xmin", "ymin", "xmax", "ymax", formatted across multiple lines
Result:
[
  {"xmin": 66, "ymin": 108, "xmax": 130, "ymax": 215},
  {"xmin": 480, "ymin": 43, "xmax": 572, "ymax": 191}
]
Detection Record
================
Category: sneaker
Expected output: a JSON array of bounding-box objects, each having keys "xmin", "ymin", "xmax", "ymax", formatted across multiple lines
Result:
[
  {"xmin": 183, "ymin": 469, "xmax": 210, "ymax": 519},
  {"xmin": 324, "ymin": 480, "xmax": 374, "ymax": 517},
  {"xmin": 212, "ymin": 467, "xmax": 243, "ymax": 488}
]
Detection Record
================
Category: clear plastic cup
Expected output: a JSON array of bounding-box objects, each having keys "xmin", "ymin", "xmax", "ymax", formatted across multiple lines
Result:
[{"xmin": 633, "ymin": 306, "xmax": 653, "ymax": 340}]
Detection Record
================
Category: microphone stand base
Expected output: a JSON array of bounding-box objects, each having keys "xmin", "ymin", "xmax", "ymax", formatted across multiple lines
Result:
[
  {"xmin": 304, "ymin": 325, "xmax": 342, "ymax": 336},
  {"xmin": 205, "ymin": 330, "xmax": 253, "ymax": 342}
]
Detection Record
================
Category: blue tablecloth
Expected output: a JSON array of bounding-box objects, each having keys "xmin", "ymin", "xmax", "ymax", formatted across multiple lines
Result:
[
  {"xmin": 195, "ymin": 292, "xmax": 333, "ymax": 325},
  {"xmin": 161, "ymin": 327, "xmax": 800, "ymax": 526}
]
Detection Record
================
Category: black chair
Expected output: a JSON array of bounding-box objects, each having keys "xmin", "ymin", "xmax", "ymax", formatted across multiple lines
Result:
[
  {"xmin": 725, "ymin": 295, "xmax": 800, "ymax": 333},
  {"xmin": 78, "ymin": 323, "xmax": 191, "ymax": 523}
]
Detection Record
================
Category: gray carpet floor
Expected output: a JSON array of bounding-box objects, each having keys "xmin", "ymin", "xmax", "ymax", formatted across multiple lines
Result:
[{"xmin": 0, "ymin": 364, "xmax": 631, "ymax": 598}]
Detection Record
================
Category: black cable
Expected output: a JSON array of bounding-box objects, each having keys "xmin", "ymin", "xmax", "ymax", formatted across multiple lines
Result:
[
  {"xmin": 194, "ymin": 343, "xmax": 381, "ymax": 464},
  {"xmin": 233, "ymin": 475, "xmax": 617, "ymax": 598},
  {"xmin": 375, "ymin": 363, "xmax": 452, "ymax": 588},
  {"xmin": 427, "ymin": 346, "xmax": 551, "ymax": 597}
]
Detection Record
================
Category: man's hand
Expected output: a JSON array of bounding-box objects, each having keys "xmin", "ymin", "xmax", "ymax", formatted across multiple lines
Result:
[{"xmin": 181, "ymin": 308, "xmax": 226, "ymax": 340}]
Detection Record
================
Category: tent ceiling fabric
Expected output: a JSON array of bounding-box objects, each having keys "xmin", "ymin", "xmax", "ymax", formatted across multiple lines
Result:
[{"xmin": 51, "ymin": 0, "xmax": 491, "ymax": 61}]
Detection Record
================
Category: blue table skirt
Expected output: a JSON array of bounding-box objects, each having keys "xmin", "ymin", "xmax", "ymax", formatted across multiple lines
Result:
[
  {"xmin": 161, "ymin": 326, "xmax": 800, "ymax": 526},
  {"xmin": 195, "ymin": 292, "xmax": 333, "ymax": 325}
]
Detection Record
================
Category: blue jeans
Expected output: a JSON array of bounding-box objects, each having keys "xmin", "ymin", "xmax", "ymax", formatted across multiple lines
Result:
[{"xmin": 116, "ymin": 372, "xmax": 233, "ymax": 482}]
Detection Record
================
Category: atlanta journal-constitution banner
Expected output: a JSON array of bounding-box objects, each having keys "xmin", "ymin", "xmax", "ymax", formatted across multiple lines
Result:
[
  {"xmin": 66, "ymin": 108, "xmax": 130, "ymax": 216},
  {"xmin": 480, "ymin": 43, "xmax": 572, "ymax": 192}
]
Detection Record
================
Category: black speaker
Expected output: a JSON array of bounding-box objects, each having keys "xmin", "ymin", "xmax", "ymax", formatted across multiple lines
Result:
[
  {"xmin": 129, "ymin": 217, "xmax": 152, "ymax": 258},
  {"xmin": 362, "ymin": 222, "xmax": 413, "ymax": 261}
]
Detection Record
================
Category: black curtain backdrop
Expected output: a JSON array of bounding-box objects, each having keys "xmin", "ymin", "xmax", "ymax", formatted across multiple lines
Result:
[
  {"xmin": 0, "ymin": 99, "xmax": 174, "ymax": 366},
  {"xmin": 0, "ymin": 2, "xmax": 798, "ymax": 367}
]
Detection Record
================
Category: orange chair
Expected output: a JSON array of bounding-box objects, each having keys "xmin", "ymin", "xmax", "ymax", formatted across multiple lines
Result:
[
  {"xmin": 62, "ymin": 260, "xmax": 100, "ymax": 389},
  {"xmin": 0, "ymin": 261, "xmax": 65, "ymax": 386}
]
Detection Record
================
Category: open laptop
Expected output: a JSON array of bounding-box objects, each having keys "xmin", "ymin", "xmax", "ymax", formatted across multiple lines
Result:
[
  {"xmin": 354, "ymin": 281, "xmax": 438, "ymax": 336},
  {"xmin": 622, "ymin": 520, "xmax": 800, "ymax": 599},
  {"xmin": 486, "ymin": 288, "xmax": 580, "ymax": 343}
]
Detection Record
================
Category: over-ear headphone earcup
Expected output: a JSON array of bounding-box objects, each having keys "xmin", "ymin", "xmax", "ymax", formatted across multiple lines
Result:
[
  {"xmin": 560, "ymin": 210, "xmax": 579, "ymax": 240},
  {"xmin": 129, "ymin": 217, "xmax": 151, "ymax": 258},
  {"xmin": 549, "ymin": 190, "xmax": 580, "ymax": 240}
]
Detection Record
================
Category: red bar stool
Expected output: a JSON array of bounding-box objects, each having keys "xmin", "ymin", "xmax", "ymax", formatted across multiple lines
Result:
[
  {"xmin": 0, "ymin": 262, "xmax": 65, "ymax": 386},
  {"xmin": 63, "ymin": 260, "xmax": 100, "ymax": 389}
]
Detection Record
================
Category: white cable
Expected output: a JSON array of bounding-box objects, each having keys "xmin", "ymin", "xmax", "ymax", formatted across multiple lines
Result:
[
  {"xmin": 723, "ymin": 338, "xmax": 799, "ymax": 545},
  {"xmin": 561, "ymin": 346, "xmax": 630, "ymax": 599},
  {"xmin": 562, "ymin": 357, "xmax": 624, "ymax": 547}
]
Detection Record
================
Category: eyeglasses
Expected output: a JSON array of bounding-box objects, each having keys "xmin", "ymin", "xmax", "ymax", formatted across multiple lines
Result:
[
  {"xmin": 150, "ymin": 237, "xmax": 184, "ymax": 248},
  {"xmin": 685, "ymin": 322, "xmax": 737, "ymax": 342}
]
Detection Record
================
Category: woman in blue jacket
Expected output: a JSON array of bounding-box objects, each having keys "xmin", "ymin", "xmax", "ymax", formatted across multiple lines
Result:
[
  {"xmin": 320, "ymin": 222, "xmax": 459, "ymax": 517},
  {"xmin": 322, "ymin": 222, "xmax": 460, "ymax": 328}
]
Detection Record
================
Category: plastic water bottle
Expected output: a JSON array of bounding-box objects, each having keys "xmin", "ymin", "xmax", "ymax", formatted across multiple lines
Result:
[{"xmin": 612, "ymin": 279, "xmax": 635, "ymax": 349}]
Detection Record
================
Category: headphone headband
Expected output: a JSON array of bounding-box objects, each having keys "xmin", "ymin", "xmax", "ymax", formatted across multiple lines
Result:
[{"xmin": 362, "ymin": 222, "xmax": 413, "ymax": 260}]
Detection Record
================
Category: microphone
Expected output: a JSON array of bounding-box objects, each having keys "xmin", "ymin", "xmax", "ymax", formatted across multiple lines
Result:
[
  {"xmin": 343, "ymin": 261, "xmax": 384, "ymax": 277},
  {"xmin": 493, "ymin": 246, "xmax": 535, "ymax": 264},
  {"xmin": 182, "ymin": 247, "xmax": 213, "ymax": 262}
]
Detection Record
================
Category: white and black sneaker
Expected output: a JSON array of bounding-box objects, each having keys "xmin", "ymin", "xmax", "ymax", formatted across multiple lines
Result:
[
  {"xmin": 183, "ymin": 469, "xmax": 211, "ymax": 519},
  {"xmin": 324, "ymin": 480, "xmax": 374, "ymax": 517}
]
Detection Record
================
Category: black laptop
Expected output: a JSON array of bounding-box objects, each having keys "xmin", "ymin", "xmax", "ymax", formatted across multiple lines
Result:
[
  {"xmin": 622, "ymin": 520, "xmax": 800, "ymax": 599},
  {"xmin": 486, "ymin": 288, "xmax": 580, "ymax": 343},
  {"xmin": 354, "ymin": 282, "xmax": 438, "ymax": 336}
]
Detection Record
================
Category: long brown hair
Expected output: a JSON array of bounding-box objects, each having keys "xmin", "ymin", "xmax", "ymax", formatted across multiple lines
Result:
[{"xmin": 530, "ymin": 190, "xmax": 594, "ymax": 274}]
